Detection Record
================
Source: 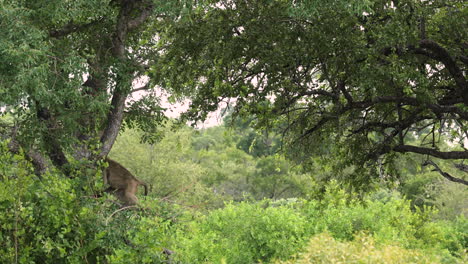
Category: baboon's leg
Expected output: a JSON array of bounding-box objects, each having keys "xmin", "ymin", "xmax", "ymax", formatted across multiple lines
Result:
[
  {"xmin": 120, "ymin": 182, "xmax": 139, "ymax": 205},
  {"xmin": 123, "ymin": 191, "xmax": 138, "ymax": 205}
]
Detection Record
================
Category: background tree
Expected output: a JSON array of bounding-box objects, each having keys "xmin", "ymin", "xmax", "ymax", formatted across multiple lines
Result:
[
  {"xmin": 155, "ymin": 0, "xmax": 468, "ymax": 186},
  {"xmin": 224, "ymin": 112, "xmax": 282, "ymax": 157}
]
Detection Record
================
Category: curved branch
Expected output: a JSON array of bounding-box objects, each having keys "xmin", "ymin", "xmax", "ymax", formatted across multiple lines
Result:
[
  {"xmin": 423, "ymin": 160, "xmax": 468, "ymax": 185},
  {"xmin": 418, "ymin": 40, "xmax": 467, "ymax": 91},
  {"xmin": 131, "ymin": 83, "xmax": 151, "ymax": 94},
  {"xmin": 454, "ymin": 163, "xmax": 468, "ymax": 173},
  {"xmin": 412, "ymin": 39, "xmax": 468, "ymax": 105}
]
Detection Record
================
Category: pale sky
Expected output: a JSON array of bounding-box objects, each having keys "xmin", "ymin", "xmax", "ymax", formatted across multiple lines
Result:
[{"xmin": 130, "ymin": 82, "xmax": 223, "ymax": 128}]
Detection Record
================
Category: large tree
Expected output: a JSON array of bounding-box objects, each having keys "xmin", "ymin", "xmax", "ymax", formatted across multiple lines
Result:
[
  {"xmin": 0, "ymin": 0, "xmax": 186, "ymax": 174},
  {"xmin": 155, "ymin": 0, "xmax": 467, "ymax": 185}
]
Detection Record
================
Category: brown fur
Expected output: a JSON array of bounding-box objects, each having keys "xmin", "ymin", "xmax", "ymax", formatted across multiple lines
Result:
[{"xmin": 103, "ymin": 158, "xmax": 148, "ymax": 205}]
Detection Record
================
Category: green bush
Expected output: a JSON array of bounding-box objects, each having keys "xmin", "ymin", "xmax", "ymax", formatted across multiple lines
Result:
[
  {"xmin": 176, "ymin": 202, "xmax": 308, "ymax": 263},
  {"xmin": 1, "ymin": 143, "xmax": 466, "ymax": 263},
  {"xmin": 414, "ymin": 217, "xmax": 468, "ymax": 261},
  {"xmin": 0, "ymin": 146, "xmax": 172, "ymax": 263},
  {"xmin": 107, "ymin": 215, "xmax": 172, "ymax": 264},
  {"xmin": 278, "ymin": 233, "xmax": 447, "ymax": 264},
  {"xmin": 0, "ymin": 150, "xmax": 107, "ymax": 263},
  {"xmin": 301, "ymin": 183, "xmax": 467, "ymax": 259}
]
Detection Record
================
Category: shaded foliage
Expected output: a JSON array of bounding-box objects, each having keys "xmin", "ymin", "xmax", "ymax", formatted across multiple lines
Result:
[{"xmin": 156, "ymin": 0, "xmax": 468, "ymax": 187}]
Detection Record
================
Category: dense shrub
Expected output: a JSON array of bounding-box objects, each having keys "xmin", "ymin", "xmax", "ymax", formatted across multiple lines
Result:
[
  {"xmin": 172, "ymin": 183, "xmax": 466, "ymax": 263},
  {"xmin": 106, "ymin": 215, "xmax": 172, "ymax": 264},
  {"xmin": 278, "ymin": 233, "xmax": 447, "ymax": 264},
  {"xmin": 0, "ymin": 152, "xmax": 105, "ymax": 263},
  {"xmin": 301, "ymin": 183, "xmax": 467, "ymax": 259},
  {"xmin": 1, "ymin": 145, "xmax": 466, "ymax": 263},
  {"xmin": 0, "ymin": 147, "xmax": 172, "ymax": 263},
  {"xmin": 414, "ymin": 217, "xmax": 468, "ymax": 261},
  {"xmin": 175, "ymin": 202, "xmax": 308, "ymax": 263}
]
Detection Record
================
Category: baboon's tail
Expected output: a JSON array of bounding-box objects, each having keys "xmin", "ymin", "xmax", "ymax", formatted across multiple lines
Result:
[{"xmin": 141, "ymin": 183, "xmax": 148, "ymax": 196}]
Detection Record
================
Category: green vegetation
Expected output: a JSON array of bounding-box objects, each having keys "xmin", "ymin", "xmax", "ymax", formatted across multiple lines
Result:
[
  {"xmin": 1, "ymin": 124, "xmax": 467, "ymax": 263},
  {"xmin": 159, "ymin": 0, "xmax": 468, "ymax": 190},
  {"xmin": 0, "ymin": 0, "xmax": 466, "ymax": 263},
  {"xmin": 279, "ymin": 233, "xmax": 448, "ymax": 264}
]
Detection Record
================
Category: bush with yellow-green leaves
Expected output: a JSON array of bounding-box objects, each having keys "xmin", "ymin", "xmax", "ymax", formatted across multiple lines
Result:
[{"xmin": 278, "ymin": 233, "xmax": 462, "ymax": 264}]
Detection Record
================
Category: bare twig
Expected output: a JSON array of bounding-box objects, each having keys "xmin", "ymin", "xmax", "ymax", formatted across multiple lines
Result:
[{"xmin": 105, "ymin": 205, "xmax": 138, "ymax": 225}]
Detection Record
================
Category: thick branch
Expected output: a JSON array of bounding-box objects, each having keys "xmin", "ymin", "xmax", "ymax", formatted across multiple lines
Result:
[
  {"xmin": 25, "ymin": 151, "xmax": 49, "ymax": 176},
  {"xmin": 393, "ymin": 145, "xmax": 468, "ymax": 159},
  {"xmin": 99, "ymin": 1, "xmax": 154, "ymax": 158},
  {"xmin": 352, "ymin": 115, "xmax": 432, "ymax": 135},
  {"xmin": 36, "ymin": 107, "xmax": 70, "ymax": 170},
  {"xmin": 412, "ymin": 39, "xmax": 468, "ymax": 105},
  {"xmin": 7, "ymin": 130, "xmax": 48, "ymax": 177},
  {"xmin": 99, "ymin": 91, "xmax": 127, "ymax": 158},
  {"xmin": 127, "ymin": 2, "xmax": 154, "ymax": 30},
  {"xmin": 353, "ymin": 96, "xmax": 468, "ymax": 120},
  {"xmin": 111, "ymin": 0, "xmax": 154, "ymax": 57},
  {"xmin": 454, "ymin": 163, "xmax": 468, "ymax": 173}
]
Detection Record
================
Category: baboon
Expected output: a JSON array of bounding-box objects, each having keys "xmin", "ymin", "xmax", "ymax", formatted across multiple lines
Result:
[{"xmin": 103, "ymin": 158, "xmax": 148, "ymax": 205}]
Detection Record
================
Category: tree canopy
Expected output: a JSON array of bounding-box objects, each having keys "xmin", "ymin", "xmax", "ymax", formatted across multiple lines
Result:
[
  {"xmin": 1, "ymin": 1, "xmax": 467, "ymax": 263},
  {"xmin": 0, "ymin": 0, "xmax": 466, "ymax": 186},
  {"xmin": 155, "ymin": 0, "xmax": 468, "ymax": 185},
  {"xmin": 1, "ymin": 0, "xmax": 184, "ymax": 174}
]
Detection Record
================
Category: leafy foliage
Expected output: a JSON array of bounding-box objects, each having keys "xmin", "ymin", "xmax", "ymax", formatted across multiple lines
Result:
[
  {"xmin": 0, "ymin": 142, "xmax": 176, "ymax": 263},
  {"xmin": 279, "ymin": 233, "xmax": 446, "ymax": 264},
  {"xmin": 0, "ymin": 0, "xmax": 191, "ymax": 177},
  {"xmin": 302, "ymin": 184, "xmax": 466, "ymax": 254},
  {"xmin": 1, "ymin": 141, "xmax": 466, "ymax": 263},
  {"xmin": 156, "ymin": 0, "xmax": 468, "ymax": 186},
  {"xmin": 175, "ymin": 202, "xmax": 308, "ymax": 263},
  {"xmin": 1, "ymin": 1, "xmax": 466, "ymax": 263}
]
